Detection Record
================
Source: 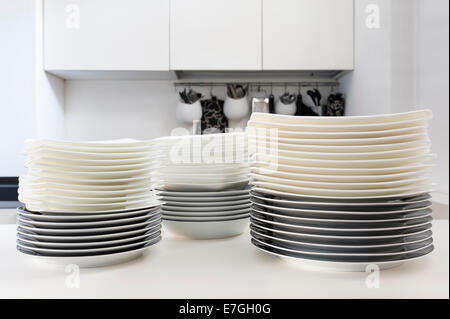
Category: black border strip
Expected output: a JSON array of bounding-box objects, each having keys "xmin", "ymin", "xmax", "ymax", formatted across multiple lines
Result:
[{"xmin": 0, "ymin": 176, "xmax": 18, "ymax": 201}]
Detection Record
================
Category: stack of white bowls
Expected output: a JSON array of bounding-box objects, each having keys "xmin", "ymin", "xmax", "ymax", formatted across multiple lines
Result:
[
  {"xmin": 17, "ymin": 139, "xmax": 162, "ymax": 268},
  {"xmin": 152, "ymin": 133, "xmax": 251, "ymax": 239},
  {"xmin": 246, "ymin": 110, "xmax": 435, "ymax": 271}
]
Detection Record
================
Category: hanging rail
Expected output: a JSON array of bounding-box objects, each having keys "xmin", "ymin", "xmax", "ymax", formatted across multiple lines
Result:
[{"xmin": 173, "ymin": 81, "xmax": 340, "ymax": 88}]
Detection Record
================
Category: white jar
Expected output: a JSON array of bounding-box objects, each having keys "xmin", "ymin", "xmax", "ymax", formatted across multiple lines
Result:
[
  {"xmin": 176, "ymin": 100, "xmax": 203, "ymax": 125},
  {"xmin": 224, "ymin": 96, "xmax": 249, "ymax": 121},
  {"xmin": 275, "ymin": 100, "xmax": 297, "ymax": 115}
]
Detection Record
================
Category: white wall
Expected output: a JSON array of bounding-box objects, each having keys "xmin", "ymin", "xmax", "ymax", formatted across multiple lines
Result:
[
  {"xmin": 0, "ymin": 0, "xmax": 37, "ymax": 176},
  {"xmin": 63, "ymin": 81, "xmax": 335, "ymax": 140},
  {"xmin": 340, "ymin": 0, "xmax": 392, "ymax": 116},
  {"xmin": 341, "ymin": 0, "xmax": 449, "ymax": 195},
  {"xmin": 416, "ymin": 0, "xmax": 449, "ymax": 195},
  {"xmin": 64, "ymin": 81, "xmax": 180, "ymax": 140},
  {"xmin": 34, "ymin": 0, "xmax": 65, "ymax": 139}
]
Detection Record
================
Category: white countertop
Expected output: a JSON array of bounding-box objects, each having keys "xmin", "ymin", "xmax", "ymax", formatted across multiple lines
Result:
[{"xmin": 0, "ymin": 221, "xmax": 448, "ymax": 299}]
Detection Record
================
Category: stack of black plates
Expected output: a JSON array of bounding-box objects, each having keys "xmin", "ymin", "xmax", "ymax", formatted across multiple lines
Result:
[{"xmin": 250, "ymin": 191, "xmax": 433, "ymax": 271}]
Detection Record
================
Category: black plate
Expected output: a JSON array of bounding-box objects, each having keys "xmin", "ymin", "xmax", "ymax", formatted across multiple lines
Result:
[
  {"xmin": 17, "ymin": 205, "xmax": 161, "ymax": 222},
  {"xmin": 251, "ymin": 201, "xmax": 432, "ymax": 221},
  {"xmin": 17, "ymin": 215, "xmax": 162, "ymax": 236},
  {"xmin": 17, "ymin": 220, "xmax": 162, "ymax": 243},
  {"xmin": 250, "ymin": 216, "xmax": 433, "ymax": 237},
  {"xmin": 250, "ymin": 223, "xmax": 433, "ymax": 246},
  {"xmin": 250, "ymin": 192, "xmax": 432, "ymax": 212},
  {"xmin": 251, "ymin": 230, "xmax": 433, "ymax": 255},
  {"xmin": 251, "ymin": 238, "xmax": 434, "ymax": 263},
  {"xmin": 250, "ymin": 210, "xmax": 433, "ymax": 230},
  {"xmin": 17, "ymin": 210, "xmax": 161, "ymax": 229},
  {"xmin": 16, "ymin": 236, "xmax": 162, "ymax": 257}
]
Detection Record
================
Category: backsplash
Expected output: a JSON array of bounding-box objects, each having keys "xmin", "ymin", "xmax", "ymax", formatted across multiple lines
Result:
[{"xmin": 64, "ymin": 80, "xmax": 337, "ymax": 141}]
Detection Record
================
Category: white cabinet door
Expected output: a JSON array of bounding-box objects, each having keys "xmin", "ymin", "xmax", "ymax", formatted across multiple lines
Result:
[
  {"xmin": 44, "ymin": 0, "xmax": 169, "ymax": 70},
  {"xmin": 170, "ymin": 0, "xmax": 262, "ymax": 70},
  {"xmin": 263, "ymin": 0, "xmax": 354, "ymax": 70}
]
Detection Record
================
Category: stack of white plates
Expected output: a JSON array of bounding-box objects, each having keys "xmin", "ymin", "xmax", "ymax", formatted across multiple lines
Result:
[
  {"xmin": 17, "ymin": 139, "xmax": 162, "ymax": 267},
  {"xmin": 153, "ymin": 133, "xmax": 250, "ymax": 239},
  {"xmin": 247, "ymin": 110, "xmax": 435, "ymax": 271}
]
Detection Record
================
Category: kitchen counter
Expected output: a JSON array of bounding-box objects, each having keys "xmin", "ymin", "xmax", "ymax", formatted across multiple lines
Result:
[{"xmin": 0, "ymin": 221, "xmax": 448, "ymax": 299}]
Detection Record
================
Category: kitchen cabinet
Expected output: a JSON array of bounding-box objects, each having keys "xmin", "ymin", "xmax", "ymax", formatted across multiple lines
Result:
[
  {"xmin": 170, "ymin": 0, "xmax": 262, "ymax": 70},
  {"xmin": 262, "ymin": 0, "xmax": 354, "ymax": 70},
  {"xmin": 44, "ymin": 0, "xmax": 169, "ymax": 71}
]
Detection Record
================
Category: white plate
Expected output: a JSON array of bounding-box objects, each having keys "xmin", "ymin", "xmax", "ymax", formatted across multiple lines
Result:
[
  {"xmin": 21, "ymin": 174, "xmax": 151, "ymax": 186},
  {"xmin": 19, "ymin": 184, "xmax": 153, "ymax": 198},
  {"xmin": 247, "ymin": 133, "xmax": 429, "ymax": 146},
  {"xmin": 250, "ymin": 167, "xmax": 432, "ymax": 183},
  {"xmin": 248, "ymin": 124, "xmax": 427, "ymax": 139},
  {"xmin": 154, "ymin": 132, "xmax": 246, "ymax": 143},
  {"xmin": 17, "ymin": 227, "xmax": 161, "ymax": 249},
  {"xmin": 154, "ymin": 167, "xmax": 250, "ymax": 177},
  {"xmin": 162, "ymin": 207, "xmax": 251, "ymax": 217},
  {"xmin": 17, "ymin": 210, "xmax": 160, "ymax": 228},
  {"xmin": 247, "ymin": 117, "xmax": 430, "ymax": 132},
  {"xmin": 250, "ymin": 173, "xmax": 431, "ymax": 191},
  {"xmin": 26, "ymin": 148, "xmax": 151, "ymax": 160},
  {"xmin": 17, "ymin": 222, "xmax": 161, "ymax": 242},
  {"xmin": 248, "ymin": 139, "xmax": 431, "ymax": 154},
  {"xmin": 17, "ymin": 206, "xmax": 160, "ymax": 222},
  {"xmin": 25, "ymin": 143, "xmax": 153, "ymax": 154},
  {"xmin": 24, "ymin": 199, "xmax": 161, "ymax": 214},
  {"xmin": 163, "ymin": 213, "xmax": 249, "ymax": 222},
  {"xmin": 153, "ymin": 174, "xmax": 249, "ymax": 185},
  {"xmin": 163, "ymin": 199, "xmax": 250, "ymax": 207},
  {"xmin": 253, "ymin": 153, "xmax": 435, "ymax": 169},
  {"xmin": 159, "ymin": 179, "xmax": 249, "ymax": 192},
  {"xmin": 251, "ymin": 146, "xmax": 430, "ymax": 161},
  {"xmin": 251, "ymin": 181, "xmax": 433, "ymax": 198},
  {"xmin": 251, "ymin": 239, "xmax": 434, "ymax": 272},
  {"xmin": 18, "ymin": 215, "xmax": 161, "ymax": 236},
  {"xmin": 249, "ymin": 110, "xmax": 432, "ymax": 125},
  {"xmin": 28, "ymin": 167, "xmax": 152, "ymax": 179},
  {"xmin": 20, "ymin": 191, "xmax": 153, "ymax": 204},
  {"xmin": 157, "ymin": 189, "xmax": 249, "ymax": 197},
  {"xmin": 26, "ymin": 156, "xmax": 152, "ymax": 167},
  {"xmin": 26, "ymin": 161, "xmax": 153, "ymax": 172},
  {"xmin": 250, "ymin": 193, "xmax": 432, "ymax": 212},
  {"xmin": 17, "ymin": 237, "xmax": 160, "ymax": 268},
  {"xmin": 161, "ymin": 194, "xmax": 250, "ymax": 203},
  {"xmin": 153, "ymin": 165, "xmax": 250, "ymax": 175},
  {"xmin": 20, "ymin": 176, "xmax": 151, "ymax": 190},
  {"xmin": 252, "ymin": 161, "xmax": 434, "ymax": 176},
  {"xmin": 164, "ymin": 218, "xmax": 249, "ymax": 240},
  {"xmin": 163, "ymin": 203, "xmax": 251, "ymax": 212},
  {"xmin": 25, "ymin": 138, "xmax": 153, "ymax": 149}
]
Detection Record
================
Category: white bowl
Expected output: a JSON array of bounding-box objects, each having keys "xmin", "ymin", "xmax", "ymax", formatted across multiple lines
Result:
[{"xmin": 163, "ymin": 218, "xmax": 249, "ymax": 240}]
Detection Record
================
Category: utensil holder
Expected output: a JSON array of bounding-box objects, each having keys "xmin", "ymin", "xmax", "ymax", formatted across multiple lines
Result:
[
  {"xmin": 176, "ymin": 100, "xmax": 203, "ymax": 125},
  {"xmin": 224, "ymin": 96, "xmax": 249, "ymax": 122},
  {"xmin": 275, "ymin": 100, "xmax": 297, "ymax": 116}
]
